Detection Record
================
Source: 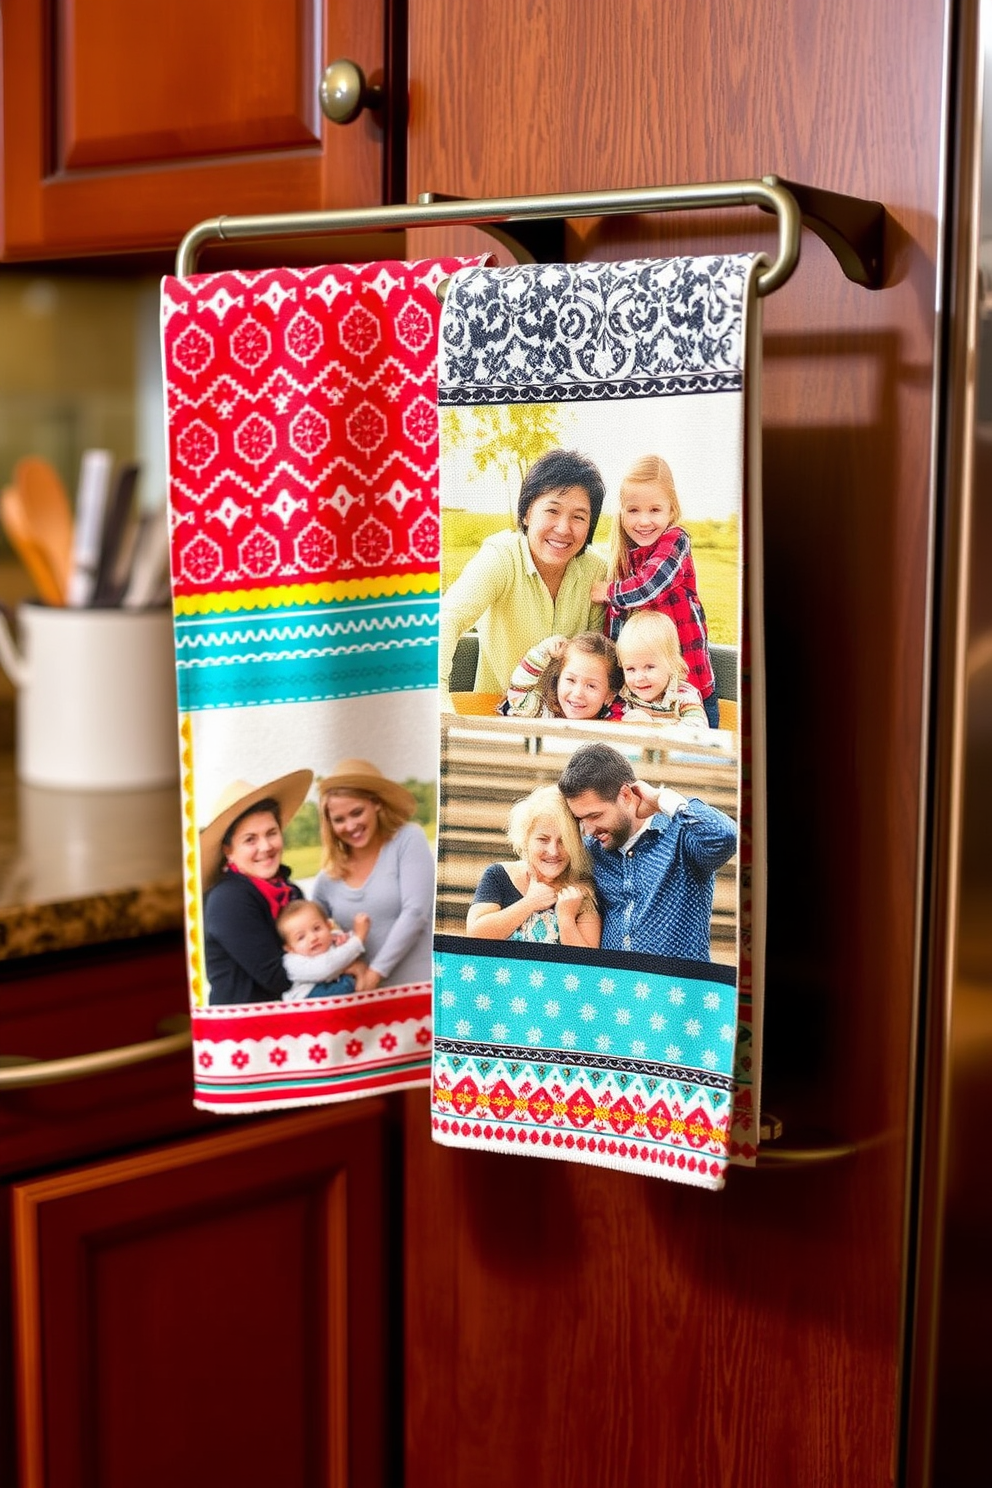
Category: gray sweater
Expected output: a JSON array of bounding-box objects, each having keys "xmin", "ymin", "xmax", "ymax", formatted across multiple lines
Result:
[{"xmin": 311, "ymin": 823, "xmax": 434, "ymax": 988}]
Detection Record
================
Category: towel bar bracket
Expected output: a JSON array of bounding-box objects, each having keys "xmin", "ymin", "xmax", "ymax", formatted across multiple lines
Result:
[{"xmin": 761, "ymin": 175, "xmax": 885, "ymax": 289}]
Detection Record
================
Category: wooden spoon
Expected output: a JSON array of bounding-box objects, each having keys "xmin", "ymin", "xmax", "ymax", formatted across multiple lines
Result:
[
  {"xmin": 13, "ymin": 455, "xmax": 74, "ymax": 600},
  {"xmin": 0, "ymin": 486, "xmax": 65, "ymax": 605}
]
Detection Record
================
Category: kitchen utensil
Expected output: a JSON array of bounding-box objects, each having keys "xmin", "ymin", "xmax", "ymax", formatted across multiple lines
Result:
[
  {"xmin": 0, "ymin": 602, "xmax": 178, "ymax": 790},
  {"xmin": 0, "ymin": 486, "xmax": 65, "ymax": 606},
  {"xmin": 122, "ymin": 505, "xmax": 171, "ymax": 609},
  {"xmin": 92, "ymin": 462, "xmax": 140, "ymax": 606},
  {"xmin": 12, "ymin": 455, "xmax": 74, "ymax": 600},
  {"xmin": 67, "ymin": 448, "xmax": 113, "ymax": 606}
]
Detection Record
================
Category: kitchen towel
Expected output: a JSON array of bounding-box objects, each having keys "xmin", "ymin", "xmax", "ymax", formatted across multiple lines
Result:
[
  {"xmin": 162, "ymin": 256, "xmax": 485, "ymax": 1112},
  {"xmin": 431, "ymin": 256, "xmax": 766, "ymax": 1186}
]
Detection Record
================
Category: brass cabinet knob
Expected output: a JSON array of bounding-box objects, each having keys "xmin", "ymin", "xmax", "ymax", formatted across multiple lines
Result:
[{"xmin": 319, "ymin": 59, "xmax": 383, "ymax": 124}]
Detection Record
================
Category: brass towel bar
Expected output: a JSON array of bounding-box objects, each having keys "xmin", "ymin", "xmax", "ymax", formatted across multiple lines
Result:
[{"xmin": 176, "ymin": 175, "xmax": 885, "ymax": 292}]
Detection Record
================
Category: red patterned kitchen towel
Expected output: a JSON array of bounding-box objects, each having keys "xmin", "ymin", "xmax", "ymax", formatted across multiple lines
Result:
[{"xmin": 162, "ymin": 256, "xmax": 485, "ymax": 1112}]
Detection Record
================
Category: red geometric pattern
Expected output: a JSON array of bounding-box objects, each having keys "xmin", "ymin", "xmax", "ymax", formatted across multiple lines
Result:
[
  {"xmin": 163, "ymin": 258, "xmax": 485, "ymax": 596},
  {"xmin": 431, "ymin": 1054, "xmax": 730, "ymax": 1188},
  {"xmin": 431, "ymin": 1116, "xmax": 727, "ymax": 1183},
  {"xmin": 190, "ymin": 982, "xmax": 433, "ymax": 1112}
]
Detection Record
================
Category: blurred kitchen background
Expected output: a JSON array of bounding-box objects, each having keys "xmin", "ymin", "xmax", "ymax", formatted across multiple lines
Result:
[{"xmin": 0, "ymin": 270, "xmax": 166, "ymax": 720}]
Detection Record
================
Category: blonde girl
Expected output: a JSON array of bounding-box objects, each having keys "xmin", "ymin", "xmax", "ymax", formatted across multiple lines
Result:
[
  {"xmin": 467, "ymin": 785, "xmax": 601, "ymax": 947},
  {"xmin": 591, "ymin": 455, "xmax": 718, "ymax": 726},
  {"xmin": 616, "ymin": 610, "xmax": 708, "ymax": 725},
  {"xmin": 499, "ymin": 631, "xmax": 625, "ymax": 722}
]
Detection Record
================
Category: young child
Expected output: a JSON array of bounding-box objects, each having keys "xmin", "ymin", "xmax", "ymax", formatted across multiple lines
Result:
[
  {"xmin": 276, "ymin": 899, "xmax": 371, "ymax": 1002},
  {"xmin": 616, "ymin": 610, "xmax": 708, "ymax": 726},
  {"xmin": 591, "ymin": 455, "xmax": 719, "ymax": 727},
  {"xmin": 498, "ymin": 631, "xmax": 625, "ymax": 721}
]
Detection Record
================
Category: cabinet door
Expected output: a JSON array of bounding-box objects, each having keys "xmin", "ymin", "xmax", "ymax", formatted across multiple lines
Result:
[
  {"xmin": 405, "ymin": 2, "xmax": 945, "ymax": 1485},
  {"xmin": 10, "ymin": 1102, "xmax": 394, "ymax": 1488},
  {"xmin": 1, "ymin": 0, "xmax": 395, "ymax": 259}
]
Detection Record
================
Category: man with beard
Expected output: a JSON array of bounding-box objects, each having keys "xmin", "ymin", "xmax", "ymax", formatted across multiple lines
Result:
[{"xmin": 558, "ymin": 742, "xmax": 736, "ymax": 962}]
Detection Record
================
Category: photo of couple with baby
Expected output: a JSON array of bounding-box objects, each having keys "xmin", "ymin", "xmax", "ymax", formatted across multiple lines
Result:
[
  {"xmin": 198, "ymin": 759, "xmax": 435, "ymax": 1007},
  {"xmin": 437, "ymin": 437, "xmax": 741, "ymax": 970}
]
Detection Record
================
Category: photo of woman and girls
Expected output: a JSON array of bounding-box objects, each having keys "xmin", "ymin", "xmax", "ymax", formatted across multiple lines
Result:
[{"xmin": 437, "ymin": 406, "xmax": 742, "ymax": 970}]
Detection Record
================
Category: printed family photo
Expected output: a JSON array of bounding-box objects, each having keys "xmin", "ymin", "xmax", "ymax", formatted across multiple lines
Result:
[
  {"xmin": 190, "ymin": 691, "xmax": 438, "ymax": 1008},
  {"xmin": 436, "ymin": 390, "xmax": 743, "ymax": 974}
]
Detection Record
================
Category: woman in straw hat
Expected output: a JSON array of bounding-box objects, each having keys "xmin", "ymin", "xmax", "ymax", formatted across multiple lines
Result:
[
  {"xmin": 312, "ymin": 759, "xmax": 435, "ymax": 990},
  {"xmin": 200, "ymin": 769, "xmax": 316, "ymax": 1005}
]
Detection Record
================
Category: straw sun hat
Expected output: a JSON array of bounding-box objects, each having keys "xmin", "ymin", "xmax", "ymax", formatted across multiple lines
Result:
[
  {"xmin": 317, "ymin": 758, "xmax": 417, "ymax": 818},
  {"xmin": 198, "ymin": 769, "xmax": 314, "ymax": 891}
]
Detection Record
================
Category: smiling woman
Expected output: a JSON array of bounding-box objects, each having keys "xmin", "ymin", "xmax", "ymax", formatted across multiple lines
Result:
[
  {"xmin": 311, "ymin": 759, "xmax": 435, "ymax": 991},
  {"xmin": 199, "ymin": 769, "xmax": 314, "ymax": 1006},
  {"xmin": 437, "ymin": 448, "xmax": 608, "ymax": 705}
]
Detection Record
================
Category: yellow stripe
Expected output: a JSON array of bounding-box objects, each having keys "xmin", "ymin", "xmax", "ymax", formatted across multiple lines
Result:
[
  {"xmin": 173, "ymin": 572, "xmax": 440, "ymax": 615},
  {"xmin": 179, "ymin": 715, "xmax": 207, "ymax": 1008}
]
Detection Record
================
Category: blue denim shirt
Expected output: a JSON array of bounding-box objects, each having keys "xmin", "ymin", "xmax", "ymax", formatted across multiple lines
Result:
[{"xmin": 587, "ymin": 800, "xmax": 736, "ymax": 962}]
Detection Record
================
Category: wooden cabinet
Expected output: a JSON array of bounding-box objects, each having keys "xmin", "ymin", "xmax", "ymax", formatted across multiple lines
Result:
[
  {"xmin": 0, "ymin": 939, "xmax": 396, "ymax": 1488},
  {"xmin": 403, "ymin": 2, "xmax": 947, "ymax": 1485},
  {"xmin": 0, "ymin": 0, "xmax": 400, "ymax": 260}
]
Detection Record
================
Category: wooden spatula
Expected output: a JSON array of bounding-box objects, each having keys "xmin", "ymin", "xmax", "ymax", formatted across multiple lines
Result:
[
  {"xmin": 13, "ymin": 456, "xmax": 74, "ymax": 599},
  {"xmin": 0, "ymin": 485, "xmax": 65, "ymax": 605}
]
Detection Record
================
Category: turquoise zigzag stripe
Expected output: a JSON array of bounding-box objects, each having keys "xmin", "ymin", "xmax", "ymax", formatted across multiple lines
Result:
[{"xmin": 174, "ymin": 595, "xmax": 439, "ymax": 711}]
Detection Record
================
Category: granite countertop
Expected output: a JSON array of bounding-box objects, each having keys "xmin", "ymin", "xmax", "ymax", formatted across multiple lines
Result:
[{"xmin": 0, "ymin": 711, "xmax": 184, "ymax": 960}]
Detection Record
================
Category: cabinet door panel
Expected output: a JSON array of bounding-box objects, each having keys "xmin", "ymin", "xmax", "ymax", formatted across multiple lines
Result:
[
  {"xmin": 11, "ymin": 1103, "xmax": 393, "ymax": 1488},
  {"xmin": 1, "ymin": 0, "xmax": 389, "ymax": 258},
  {"xmin": 61, "ymin": 0, "xmax": 319, "ymax": 169}
]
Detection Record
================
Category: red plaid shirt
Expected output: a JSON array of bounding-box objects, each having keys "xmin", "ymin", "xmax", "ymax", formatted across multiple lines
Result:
[{"xmin": 604, "ymin": 527, "xmax": 715, "ymax": 700}]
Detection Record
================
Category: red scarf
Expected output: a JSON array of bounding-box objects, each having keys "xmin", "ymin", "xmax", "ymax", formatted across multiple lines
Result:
[{"xmin": 225, "ymin": 862, "xmax": 292, "ymax": 919}]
